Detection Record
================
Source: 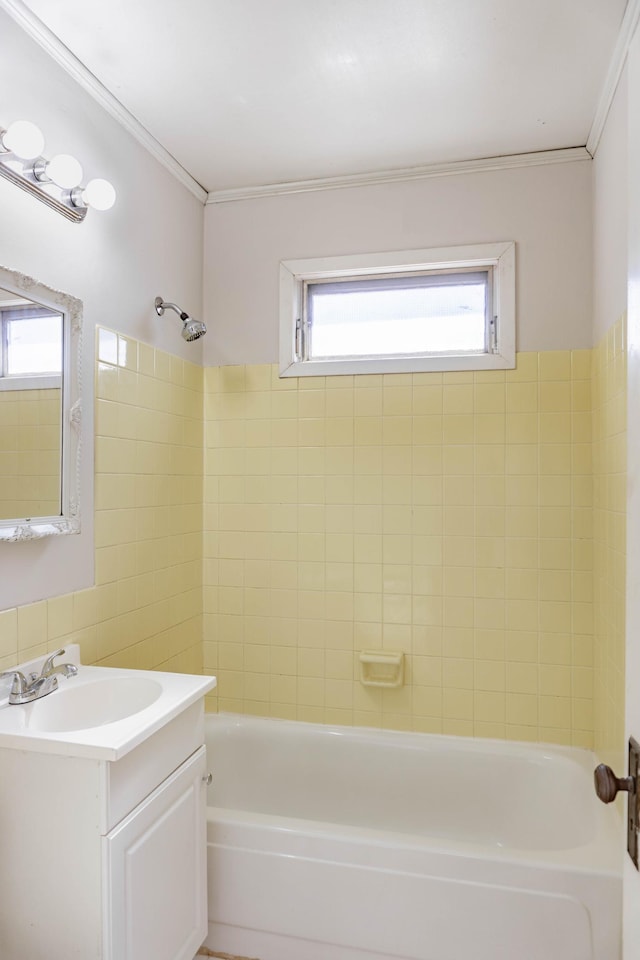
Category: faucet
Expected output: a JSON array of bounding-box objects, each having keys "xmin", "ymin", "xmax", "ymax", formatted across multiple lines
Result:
[
  {"xmin": 1, "ymin": 648, "xmax": 78, "ymax": 704},
  {"xmin": 38, "ymin": 649, "xmax": 79, "ymax": 681}
]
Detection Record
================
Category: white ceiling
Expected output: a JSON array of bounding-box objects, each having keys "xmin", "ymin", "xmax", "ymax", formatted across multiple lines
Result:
[{"xmin": 14, "ymin": 0, "xmax": 630, "ymax": 194}]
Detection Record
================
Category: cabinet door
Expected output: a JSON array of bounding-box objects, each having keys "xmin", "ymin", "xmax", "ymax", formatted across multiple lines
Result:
[{"xmin": 103, "ymin": 745, "xmax": 208, "ymax": 960}]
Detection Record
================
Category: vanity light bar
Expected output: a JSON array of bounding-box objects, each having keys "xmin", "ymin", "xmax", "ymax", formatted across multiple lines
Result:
[{"xmin": 0, "ymin": 120, "xmax": 116, "ymax": 223}]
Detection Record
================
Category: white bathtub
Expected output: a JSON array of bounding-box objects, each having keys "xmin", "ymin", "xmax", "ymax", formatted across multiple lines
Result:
[{"xmin": 203, "ymin": 714, "xmax": 622, "ymax": 960}]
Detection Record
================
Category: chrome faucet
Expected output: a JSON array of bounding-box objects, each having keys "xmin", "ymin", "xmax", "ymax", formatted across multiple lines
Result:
[
  {"xmin": 1, "ymin": 648, "xmax": 78, "ymax": 704},
  {"xmin": 39, "ymin": 649, "xmax": 79, "ymax": 681}
]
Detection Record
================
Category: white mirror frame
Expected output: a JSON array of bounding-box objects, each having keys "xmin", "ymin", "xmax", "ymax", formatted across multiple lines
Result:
[{"xmin": 0, "ymin": 265, "xmax": 82, "ymax": 542}]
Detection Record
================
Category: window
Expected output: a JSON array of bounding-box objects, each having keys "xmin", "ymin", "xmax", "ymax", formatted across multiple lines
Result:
[
  {"xmin": 280, "ymin": 242, "xmax": 515, "ymax": 377},
  {"xmin": 0, "ymin": 301, "xmax": 63, "ymax": 391}
]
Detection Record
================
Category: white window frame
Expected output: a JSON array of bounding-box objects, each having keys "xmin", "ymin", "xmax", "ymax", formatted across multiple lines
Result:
[{"xmin": 279, "ymin": 242, "xmax": 515, "ymax": 377}]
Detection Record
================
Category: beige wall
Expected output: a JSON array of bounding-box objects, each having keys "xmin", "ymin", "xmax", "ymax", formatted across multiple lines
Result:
[
  {"xmin": 204, "ymin": 53, "xmax": 630, "ymax": 753},
  {"xmin": 0, "ymin": 329, "xmax": 203, "ymax": 679},
  {"xmin": 592, "ymin": 316, "xmax": 626, "ymax": 772},
  {"xmin": 0, "ymin": 9, "xmax": 630, "ymax": 761},
  {"xmin": 591, "ymin": 72, "xmax": 629, "ymax": 773},
  {"xmin": 203, "ymin": 351, "xmax": 594, "ymax": 745},
  {"xmin": 593, "ymin": 69, "xmax": 628, "ymax": 345},
  {"xmin": 203, "ymin": 159, "xmax": 593, "ymax": 367},
  {"xmin": 200, "ymin": 147, "xmax": 603, "ymax": 745},
  {"xmin": 0, "ymin": 10, "xmax": 204, "ymax": 611}
]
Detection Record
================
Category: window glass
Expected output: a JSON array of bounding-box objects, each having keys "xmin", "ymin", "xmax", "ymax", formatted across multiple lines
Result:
[{"xmin": 307, "ymin": 270, "xmax": 488, "ymax": 360}]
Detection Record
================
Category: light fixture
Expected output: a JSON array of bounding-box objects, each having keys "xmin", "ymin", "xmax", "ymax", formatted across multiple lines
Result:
[
  {"xmin": 0, "ymin": 117, "xmax": 115, "ymax": 223},
  {"xmin": 35, "ymin": 154, "xmax": 84, "ymax": 189},
  {"xmin": 1, "ymin": 120, "xmax": 45, "ymax": 159},
  {"xmin": 72, "ymin": 178, "xmax": 116, "ymax": 211}
]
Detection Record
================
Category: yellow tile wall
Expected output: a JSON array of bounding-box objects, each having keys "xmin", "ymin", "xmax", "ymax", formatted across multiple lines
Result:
[
  {"xmin": 0, "ymin": 331, "xmax": 624, "ymax": 752},
  {"xmin": 0, "ymin": 388, "xmax": 61, "ymax": 518},
  {"xmin": 203, "ymin": 353, "xmax": 595, "ymax": 746},
  {"xmin": 593, "ymin": 315, "xmax": 627, "ymax": 771},
  {"xmin": 0, "ymin": 328, "xmax": 203, "ymax": 677}
]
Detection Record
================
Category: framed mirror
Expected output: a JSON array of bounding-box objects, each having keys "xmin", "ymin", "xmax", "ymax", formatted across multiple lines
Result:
[{"xmin": 0, "ymin": 265, "xmax": 82, "ymax": 541}]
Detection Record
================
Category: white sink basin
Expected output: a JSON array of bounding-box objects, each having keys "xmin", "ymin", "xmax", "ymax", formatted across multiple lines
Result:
[
  {"xmin": 0, "ymin": 645, "xmax": 217, "ymax": 760},
  {"xmin": 26, "ymin": 676, "xmax": 163, "ymax": 732}
]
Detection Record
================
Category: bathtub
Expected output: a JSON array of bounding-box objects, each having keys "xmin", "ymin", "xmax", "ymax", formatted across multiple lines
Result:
[{"xmin": 203, "ymin": 714, "xmax": 622, "ymax": 960}]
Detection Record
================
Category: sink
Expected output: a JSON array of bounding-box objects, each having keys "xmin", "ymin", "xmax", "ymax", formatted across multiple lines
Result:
[
  {"xmin": 0, "ymin": 644, "xmax": 217, "ymax": 760},
  {"xmin": 26, "ymin": 676, "xmax": 163, "ymax": 732}
]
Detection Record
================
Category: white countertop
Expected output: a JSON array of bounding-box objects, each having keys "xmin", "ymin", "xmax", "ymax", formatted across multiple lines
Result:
[{"xmin": 0, "ymin": 647, "xmax": 216, "ymax": 760}]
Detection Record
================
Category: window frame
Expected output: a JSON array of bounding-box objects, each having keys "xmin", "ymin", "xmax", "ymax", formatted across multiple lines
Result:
[{"xmin": 279, "ymin": 242, "xmax": 515, "ymax": 377}]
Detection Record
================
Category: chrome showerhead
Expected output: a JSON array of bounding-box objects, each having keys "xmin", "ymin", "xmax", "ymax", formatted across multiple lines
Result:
[
  {"xmin": 181, "ymin": 317, "xmax": 207, "ymax": 341},
  {"xmin": 154, "ymin": 296, "xmax": 206, "ymax": 342}
]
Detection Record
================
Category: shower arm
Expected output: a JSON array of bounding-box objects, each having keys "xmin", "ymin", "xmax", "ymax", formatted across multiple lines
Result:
[{"xmin": 154, "ymin": 297, "xmax": 189, "ymax": 321}]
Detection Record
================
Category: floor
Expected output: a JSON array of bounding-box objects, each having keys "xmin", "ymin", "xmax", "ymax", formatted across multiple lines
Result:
[{"xmin": 196, "ymin": 949, "xmax": 260, "ymax": 960}]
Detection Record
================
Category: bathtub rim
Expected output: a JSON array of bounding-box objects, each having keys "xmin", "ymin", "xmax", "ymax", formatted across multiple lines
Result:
[
  {"xmin": 208, "ymin": 710, "xmax": 607, "ymax": 769},
  {"xmin": 204, "ymin": 711, "xmax": 623, "ymax": 876}
]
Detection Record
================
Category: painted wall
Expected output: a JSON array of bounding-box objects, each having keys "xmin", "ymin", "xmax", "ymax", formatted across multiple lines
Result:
[
  {"xmin": 203, "ymin": 159, "xmax": 593, "ymax": 367},
  {"xmin": 593, "ymin": 69, "xmax": 628, "ymax": 345},
  {"xmin": 591, "ymin": 71, "xmax": 629, "ymax": 776},
  {"xmin": 203, "ymin": 351, "xmax": 594, "ymax": 745},
  {"xmin": 0, "ymin": 9, "xmax": 204, "ymax": 611},
  {"xmin": 0, "ymin": 7, "xmax": 627, "ymax": 762},
  {"xmin": 592, "ymin": 315, "xmax": 626, "ymax": 773},
  {"xmin": 0, "ymin": 328, "xmax": 203, "ymax": 680},
  {"xmin": 201, "ymin": 151, "xmax": 597, "ymax": 743}
]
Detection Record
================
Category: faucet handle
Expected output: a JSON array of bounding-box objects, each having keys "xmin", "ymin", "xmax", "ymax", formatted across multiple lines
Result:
[
  {"xmin": 40, "ymin": 649, "xmax": 66, "ymax": 677},
  {"xmin": 1, "ymin": 670, "xmax": 29, "ymax": 697}
]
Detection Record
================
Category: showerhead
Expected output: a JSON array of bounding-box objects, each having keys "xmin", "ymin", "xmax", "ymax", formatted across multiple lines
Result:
[
  {"xmin": 180, "ymin": 317, "xmax": 207, "ymax": 342},
  {"xmin": 154, "ymin": 296, "xmax": 206, "ymax": 342}
]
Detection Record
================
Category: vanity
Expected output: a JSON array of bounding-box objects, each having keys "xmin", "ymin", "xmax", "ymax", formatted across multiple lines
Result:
[{"xmin": 0, "ymin": 646, "xmax": 216, "ymax": 960}]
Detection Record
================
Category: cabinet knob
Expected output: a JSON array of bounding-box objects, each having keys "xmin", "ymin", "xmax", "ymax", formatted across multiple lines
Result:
[{"xmin": 202, "ymin": 773, "xmax": 213, "ymax": 786}]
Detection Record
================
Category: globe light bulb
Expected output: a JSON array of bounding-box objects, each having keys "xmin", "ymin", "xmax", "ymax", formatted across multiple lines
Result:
[
  {"xmin": 46, "ymin": 154, "xmax": 83, "ymax": 188},
  {"xmin": 2, "ymin": 120, "xmax": 45, "ymax": 160},
  {"xmin": 82, "ymin": 178, "xmax": 116, "ymax": 211}
]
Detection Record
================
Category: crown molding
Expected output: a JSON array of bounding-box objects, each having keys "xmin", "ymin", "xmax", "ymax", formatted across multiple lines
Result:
[
  {"xmin": 3, "ymin": 0, "xmax": 619, "ymax": 205},
  {"xmin": 0, "ymin": 0, "xmax": 208, "ymax": 204},
  {"xmin": 587, "ymin": 0, "xmax": 640, "ymax": 156},
  {"xmin": 206, "ymin": 147, "xmax": 592, "ymax": 204}
]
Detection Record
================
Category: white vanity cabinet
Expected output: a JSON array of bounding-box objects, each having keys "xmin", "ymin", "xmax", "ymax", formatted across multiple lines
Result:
[
  {"xmin": 105, "ymin": 744, "xmax": 207, "ymax": 960},
  {"xmin": 0, "ymin": 697, "xmax": 211, "ymax": 960}
]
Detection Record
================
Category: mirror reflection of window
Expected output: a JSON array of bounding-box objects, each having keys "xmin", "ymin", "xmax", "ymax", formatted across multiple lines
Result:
[
  {"xmin": 0, "ymin": 268, "xmax": 82, "ymax": 540},
  {"xmin": 0, "ymin": 289, "xmax": 64, "ymax": 523},
  {"xmin": 1, "ymin": 304, "xmax": 63, "ymax": 378}
]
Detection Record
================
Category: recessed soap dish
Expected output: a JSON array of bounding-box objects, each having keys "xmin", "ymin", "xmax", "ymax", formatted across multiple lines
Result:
[{"xmin": 359, "ymin": 651, "xmax": 404, "ymax": 688}]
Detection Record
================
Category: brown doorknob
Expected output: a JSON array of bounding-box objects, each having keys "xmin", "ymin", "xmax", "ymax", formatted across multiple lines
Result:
[{"xmin": 594, "ymin": 763, "xmax": 634, "ymax": 804}]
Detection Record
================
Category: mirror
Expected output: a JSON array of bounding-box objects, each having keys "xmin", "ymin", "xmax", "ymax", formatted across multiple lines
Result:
[{"xmin": 0, "ymin": 265, "xmax": 82, "ymax": 541}]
